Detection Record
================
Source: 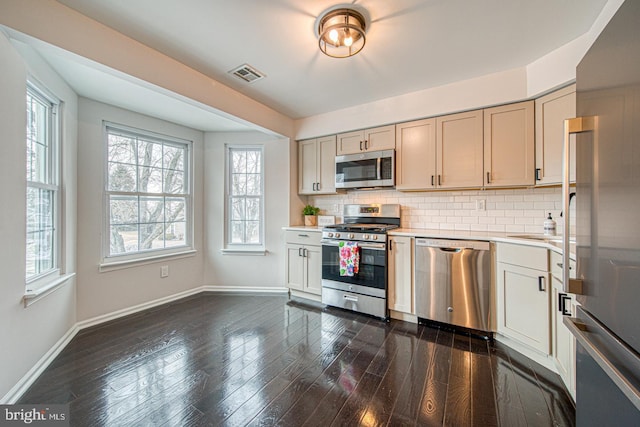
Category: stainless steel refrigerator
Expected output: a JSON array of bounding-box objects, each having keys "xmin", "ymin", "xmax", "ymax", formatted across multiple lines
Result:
[{"xmin": 564, "ymin": 0, "xmax": 640, "ymax": 424}]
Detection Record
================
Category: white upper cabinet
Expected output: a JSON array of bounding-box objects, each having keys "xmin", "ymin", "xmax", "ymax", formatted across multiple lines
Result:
[
  {"xmin": 298, "ymin": 135, "xmax": 337, "ymax": 195},
  {"xmin": 484, "ymin": 100, "xmax": 535, "ymax": 187},
  {"xmin": 337, "ymin": 124, "xmax": 395, "ymax": 155},
  {"xmin": 535, "ymin": 84, "xmax": 577, "ymax": 186},
  {"xmin": 437, "ymin": 110, "xmax": 484, "ymax": 189},
  {"xmin": 395, "ymin": 118, "xmax": 437, "ymax": 190}
]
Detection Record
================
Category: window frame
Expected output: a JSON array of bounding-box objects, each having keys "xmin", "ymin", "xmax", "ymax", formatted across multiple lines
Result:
[
  {"xmin": 102, "ymin": 122, "xmax": 194, "ymax": 265},
  {"xmin": 225, "ymin": 144, "xmax": 265, "ymax": 251},
  {"xmin": 25, "ymin": 81, "xmax": 61, "ymax": 288}
]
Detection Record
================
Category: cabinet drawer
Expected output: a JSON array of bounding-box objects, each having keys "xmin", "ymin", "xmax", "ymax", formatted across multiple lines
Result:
[
  {"xmin": 497, "ymin": 243, "xmax": 548, "ymax": 271},
  {"xmin": 285, "ymin": 230, "xmax": 321, "ymax": 246},
  {"xmin": 550, "ymin": 250, "xmax": 576, "ymax": 280}
]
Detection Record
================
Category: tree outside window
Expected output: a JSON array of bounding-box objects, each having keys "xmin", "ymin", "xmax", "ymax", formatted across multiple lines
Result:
[
  {"xmin": 227, "ymin": 147, "xmax": 263, "ymax": 246},
  {"xmin": 106, "ymin": 125, "xmax": 191, "ymax": 258}
]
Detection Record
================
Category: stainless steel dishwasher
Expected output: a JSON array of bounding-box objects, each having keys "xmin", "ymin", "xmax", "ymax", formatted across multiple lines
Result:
[{"xmin": 415, "ymin": 238, "xmax": 493, "ymax": 333}]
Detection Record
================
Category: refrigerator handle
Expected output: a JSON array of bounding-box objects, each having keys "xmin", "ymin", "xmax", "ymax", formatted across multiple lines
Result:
[
  {"xmin": 562, "ymin": 117, "xmax": 596, "ymax": 294},
  {"xmin": 564, "ymin": 310, "xmax": 640, "ymax": 412}
]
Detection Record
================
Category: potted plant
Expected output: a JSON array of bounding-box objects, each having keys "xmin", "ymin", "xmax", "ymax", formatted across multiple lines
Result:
[{"xmin": 303, "ymin": 204, "xmax": 321, "ymax": 226}]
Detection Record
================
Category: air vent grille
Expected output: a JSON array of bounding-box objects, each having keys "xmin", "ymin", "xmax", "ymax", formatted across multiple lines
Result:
[{"xmin": 229, "ymin": 64, "xmax": 265, "ymax": 83}]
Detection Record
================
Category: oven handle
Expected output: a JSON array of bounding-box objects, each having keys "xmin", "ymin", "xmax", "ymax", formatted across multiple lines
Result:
[{"xmin": 321, "ymin": 240, "xmax": 386, "ymax": 251}]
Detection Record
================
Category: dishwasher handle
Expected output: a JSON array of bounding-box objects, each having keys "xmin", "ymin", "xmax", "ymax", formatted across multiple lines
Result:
[{"xmin": 415, "ymin": 238, "xmax": 490, "ymax": 251}]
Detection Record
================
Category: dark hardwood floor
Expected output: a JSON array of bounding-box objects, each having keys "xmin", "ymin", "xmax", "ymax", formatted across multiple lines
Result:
[{"xmin": 18, "ymin": 293, "xmax": 575, "ymax": 426}]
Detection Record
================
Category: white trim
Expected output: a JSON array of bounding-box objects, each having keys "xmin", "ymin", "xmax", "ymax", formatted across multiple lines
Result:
[
  {"xmin": 76, "ymin": 286, "xmax": 206, "ymax": 330},
  {"xmin": 202, "ymin": 286, "xmax": 288, "ymax": 294},
  {"xmin": 220, "ymin": 248, "xmax": 267, "ymax": 256},
  {"xmin": 494, "ymin": 332, "xmax": 557, "ymax": 372},
  {"xmin": 1, "ymin": 324, "xmax": 79, "ymax": 404},
  {"xmin": 99, "ymin": 249, "xmax": 197, "ymax": 272},
  {"xmin": 23, "ymin": 272, "xmax": 75, "ymax": 307}
]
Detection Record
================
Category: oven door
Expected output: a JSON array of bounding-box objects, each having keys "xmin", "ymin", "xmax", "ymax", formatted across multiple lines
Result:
[{"xmin": 321, "ymin": 240, "xmax": 387, "ymax": 296}]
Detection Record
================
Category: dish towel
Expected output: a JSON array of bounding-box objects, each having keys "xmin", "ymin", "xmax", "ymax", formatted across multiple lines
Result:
[{"xmin": 339, "ymin": 241, "xmax": 360, "ymax": 277}]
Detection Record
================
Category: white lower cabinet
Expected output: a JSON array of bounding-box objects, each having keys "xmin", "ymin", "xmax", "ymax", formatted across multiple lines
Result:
[
  {"xmin": 285, "ymin": 230, "xmax": 322, "ymax": 297},
  {"xmin": 388, "ymin": 236, "xmax": 413, "ymax": 314},
  {"xmin": 496, "ymin": 243, "xmax": 550, "ymax": 355},
  {"xmin": 550, "ymin": 251, "xmax": 577, "ymax": 399}
]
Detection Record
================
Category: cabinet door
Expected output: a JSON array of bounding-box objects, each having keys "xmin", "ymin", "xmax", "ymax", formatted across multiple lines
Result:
[
  {"xmin": 304, "ymin": 245, "xmax": 322, "ymax": 295},
  {"xmin": 365, "ymin": 124, "xmax": 396, "ymax": 151},
  {"xmin": 496, "ymin": 262, "xmax": 550, "ymax": 354},
  {"xmin": 285, "ymin": 244, "xmax": 305, "ymax": 290},
  {"xmin": 388, "ymin": 236, "xmax": 413, "ymax": 314},
  {"xmin": 535, "ymin": 85, "xmax": 576, "ymax": 185},
  {"xmin": 436, "ymin": 110, "xmax": 484, "ymax": 188},
  {"xmin": 316, "ymin": 135, "xmax": 337, "ymax": 194},
  {"xmin": 484, "ymin": 101, "xmax": 535, "ymax": 187},
  {"xmin": 298, "ymin": 139, "xmax": 318, "ymax": 194},
  {"xmin": 552, "ymin": 277, "xmax": 576, "ymax": 398},
  {"xmin": 396, "ymin": 119, "xmax": 437, "ymax": 190},
  {"xmin": 336, "ymin": 130, "xmax": 364, "ymax": 155}
]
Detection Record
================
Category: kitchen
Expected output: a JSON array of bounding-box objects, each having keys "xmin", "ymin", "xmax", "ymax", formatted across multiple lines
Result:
[{"xmin": 1, "ymin": 0, "xmax": 638, "ymax": 425}]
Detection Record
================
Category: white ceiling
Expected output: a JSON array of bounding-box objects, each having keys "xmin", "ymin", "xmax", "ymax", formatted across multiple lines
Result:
[{"xmin": 34, "ymin": 1, "xmax": 609, "ymax": 129}]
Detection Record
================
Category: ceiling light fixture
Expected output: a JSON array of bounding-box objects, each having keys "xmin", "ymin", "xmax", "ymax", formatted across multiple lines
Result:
[{"xmin": 317, "ymin": 7, "xmax": 367, "ymax": 58}]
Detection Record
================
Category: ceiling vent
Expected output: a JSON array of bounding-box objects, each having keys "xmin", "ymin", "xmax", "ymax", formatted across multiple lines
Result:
[{"xmin": 229, "ymin": 64, "xmax": 265, "ymax": 83}]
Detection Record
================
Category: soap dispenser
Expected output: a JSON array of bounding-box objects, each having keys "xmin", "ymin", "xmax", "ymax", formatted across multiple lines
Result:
[{"xmin": 544, "ymin": 213, "xmax": 557, "ymax": 236}]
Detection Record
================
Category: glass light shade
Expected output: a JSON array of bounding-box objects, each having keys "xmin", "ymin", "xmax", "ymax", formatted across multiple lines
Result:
[{"xmin": 318, "ymin": 8, "xmax": 366, "ymax": 58}]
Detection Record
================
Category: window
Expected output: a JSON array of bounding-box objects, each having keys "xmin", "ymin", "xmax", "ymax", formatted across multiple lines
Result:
[
  {"xmin": 26, "ymin": 84, "xmax": 59, "ymax": 282},
  {"xmin": 105, "ymin": 124, "xmax": 191, "ymax": 261},
  {"xmin": 226, "ymin": 146, "xmax": 264, "ymax": 247}
]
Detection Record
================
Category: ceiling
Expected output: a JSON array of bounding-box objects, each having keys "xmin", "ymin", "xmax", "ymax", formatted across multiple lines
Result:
[{"xmin": 28, "ymin": 1, "xmax": 610, "ymax": 129}]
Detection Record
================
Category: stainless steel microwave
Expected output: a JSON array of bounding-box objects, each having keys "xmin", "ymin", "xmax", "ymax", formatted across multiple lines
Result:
[{"xmin": 335, "ymin": 149, "xmax": 395, "ymax": 189}]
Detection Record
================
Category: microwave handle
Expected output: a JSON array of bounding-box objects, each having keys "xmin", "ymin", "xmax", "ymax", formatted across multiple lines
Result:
[{"xmin": 377, "ymin": 157, "xmax": 382, "ymax": 180}]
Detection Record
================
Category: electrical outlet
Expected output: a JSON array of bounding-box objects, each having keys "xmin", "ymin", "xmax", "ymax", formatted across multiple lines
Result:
[
  {"xmin": 161, "ymin": 265, "xmax": 169, "ymax": 278},
  {"xmin": 476, "ymin": 199, "xmax": 486, "ymax": 211}
]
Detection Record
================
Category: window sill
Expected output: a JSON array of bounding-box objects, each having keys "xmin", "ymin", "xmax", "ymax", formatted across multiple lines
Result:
[
  {"xmin": 100, "ymin": 249, "xmax": 197, "ymax": 272},
  {"xmin": 24, "ymin": 272, "xmax": 76, "ymax": 307},
  {"xmin": 220, "ymin": 248, "xmax": 268, "ymax": 256}
]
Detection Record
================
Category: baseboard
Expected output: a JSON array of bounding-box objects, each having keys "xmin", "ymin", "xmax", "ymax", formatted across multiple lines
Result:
[
  {"xmin": 76, "ymin": 286, "xmax": 207, "ymax": 330},
  {"xmin": 4, "ymin": 285, "xmax": 289, "ymax": 403},
  {"xmin": 203, "ymin": 285, "xmax": 289, "ymax": 294},
  {"xmin": 1, "ymin": 324, "xmax": 79, "ymax": 404},
  {"xmin": 494, "ymin": 333, "xmax": 557, "ymax": 372}
]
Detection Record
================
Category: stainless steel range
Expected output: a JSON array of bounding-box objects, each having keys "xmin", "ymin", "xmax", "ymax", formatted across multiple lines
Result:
[{"xmin": 321, "ymin": 204, "xmax": 400, "ymax": 319}]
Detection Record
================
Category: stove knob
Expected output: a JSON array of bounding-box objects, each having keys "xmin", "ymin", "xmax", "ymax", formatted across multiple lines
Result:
[
  {"xmin": 328, "ymin": 232, "xmax": 334, "ymax": 238},
  {"xmin": 363, "ymin": 234, "xmax": 370, "ymax": 240},
  {"xmin": 372, "ymin": 235, "xmax": 378, "ymax": 241},
  {"xmin": 348, "ymin": 233, "xmax": 355, "ymax": 239},
  {"xmin": 335, "ymin": 233, "xmax": 341, "ymax": 238}
]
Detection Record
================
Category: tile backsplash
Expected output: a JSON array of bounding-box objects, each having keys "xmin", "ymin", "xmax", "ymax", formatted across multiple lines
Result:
[{"xmin": 309, "ymin": 187, "xmax": 576, "ymax": 235}]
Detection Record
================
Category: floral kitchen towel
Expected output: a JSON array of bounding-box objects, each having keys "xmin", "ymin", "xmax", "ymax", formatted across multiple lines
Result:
[{"xmin": 339, "ymin": 241, "xmax": 359, "ymax": 277}]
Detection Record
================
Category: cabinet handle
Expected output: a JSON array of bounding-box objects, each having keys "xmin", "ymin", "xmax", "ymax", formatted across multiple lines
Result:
[
  {"xmin": 538, "ymin": 275, "xmax": 546, "ymax": 292},
  {"xmin": 298, "ymin": 248, "xmax": 302, "ymax": 257},
  {"xmin": 431, "ymin": 175, "xmax": 435, "ymax": 186},
  {"xmin": 312, "ymin": 183, "xmax": 316, "ymax": 191},
  {"xmin": 389, "ymin": 240, "xmax": 393, "ymax": 251},
  {"xmin": 561, "ymin": 294, "xmax": 572, "ymax": 316},
  {"xmin": 556, "ymin": 262, "xmax": 572, "ymax": 270},
  {"xmin": 438, "ymin": 175, "xmax": 442, "ymax": 186},
  {"xmin": 316, "ymin": 182, "xmax": 320, "ymax": 191},
  {"xmin": 360, "ymin": 141, "xmax": 363, "ymax": 151},
  {"xmin": 487, "ymin": 172, "xmax": 491, "ymax": 184},
  {"xmin": 303, "ymin": 248, "xmax": 308, "ymax": 257},
  {"xmin": 364, "ymin": 140, "xmax": 368, "ymax": 150},
  {"xmin": 298, "ymin": 234, "xmax": 309, "ymax": 238},
  {"xmin": 535, "ymin": 168, "xmax": 541, "ymax": 181}
]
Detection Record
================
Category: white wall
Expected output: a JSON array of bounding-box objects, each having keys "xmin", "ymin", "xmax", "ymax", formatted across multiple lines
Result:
[
  {"xmin": 0, "ymin": 34, "xmax": 78, "ymax": 401},
  {"xmin": 76, "ymin": 98, "xmax": 205, "ymax": 321},
  {"xmin": 204, "ymin": 132, "xmax": 290, "ymax": 289}
]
